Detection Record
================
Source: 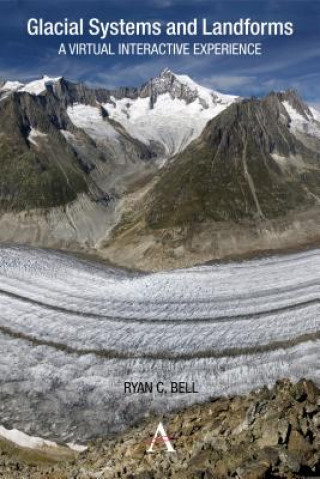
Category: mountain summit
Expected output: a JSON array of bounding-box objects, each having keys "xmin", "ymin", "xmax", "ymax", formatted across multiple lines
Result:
[{"xmin": 139, "ymin": 68, "xmax": 236, "ymax": 108}]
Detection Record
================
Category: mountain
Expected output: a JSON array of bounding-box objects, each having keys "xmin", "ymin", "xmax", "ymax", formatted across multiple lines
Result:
[
  {"xmin": 104, "ymin": 68, "xmax": 237, "ymax": 158},
  {"xmin": 0, "ymin": 83, "xmax": 88, "ymax": 212},
  {"xmin": 0, "ymin": 70, "xmax": 237, "ymax": 162},
  {"xmin": 0, "ymin": 74, "xmax": 157, "ymax": 206},
  {"xmin": 104, "ymin": 89, "xmax": 320, "ymax": 270},
  {"xmin": 0, "ymin": 71, "xmax": 319, "ymax": 269},
  {"xmin": 146, "ymin": 90, "xmax": 320, "ymax": 227},
  {"xmin": 0, "ymin": 70, "xmax": 238, "ymax": 252}
]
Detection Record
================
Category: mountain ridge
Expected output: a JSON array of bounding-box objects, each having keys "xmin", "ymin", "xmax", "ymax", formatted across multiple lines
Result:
[{"xmin": 0, "ymin": 70, "xmax": 319, "ymax": 270}]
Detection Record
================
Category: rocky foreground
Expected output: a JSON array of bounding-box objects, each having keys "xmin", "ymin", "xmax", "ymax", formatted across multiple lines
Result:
[{"xmin": 1, "ymin": 379, "xmax": 320, "ymax": 478}]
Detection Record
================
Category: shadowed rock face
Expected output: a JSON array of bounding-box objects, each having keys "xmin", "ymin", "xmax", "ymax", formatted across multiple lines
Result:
[
  {"xmin": 46, "ymin": 77, "xmax": 140, "ymax": 106},
  {"xmin": 1, "ymin": 379, "xmax": 320, "ymax": 478},
  {"xmin": 0, "ymin": 84, "xmax": 155, "ymax": 212},
  {"xmin": 145, "ymin": 92, "xmax": 320, "ymax": 229},
  {"xmin": 0, "ymin": 93, "xmax": 88, "ymax": 211}
]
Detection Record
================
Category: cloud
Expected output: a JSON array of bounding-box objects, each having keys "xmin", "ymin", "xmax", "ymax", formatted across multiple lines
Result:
[
  {"xmin": 86, "ymin": 59, "xmax": 169, "ymax": 89},
  {"xmin": 200, "ymin": 74, "xmax": 257, "ymax": 90},
  {"xmin": 0, "ymin": 46, "xmax": 95, "ymax": 84},
  {"xmin": 237, "ymin": 45, "xmax": 320, "ymax": 76}
]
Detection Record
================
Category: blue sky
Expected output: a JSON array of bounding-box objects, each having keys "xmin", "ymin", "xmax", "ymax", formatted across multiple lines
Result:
[{"xmin": 0, "ymin": 0, "xmax": 320, "ymax": 105}]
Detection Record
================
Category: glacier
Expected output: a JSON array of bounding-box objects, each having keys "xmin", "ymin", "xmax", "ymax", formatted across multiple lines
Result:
[
  {"xmin": 0, "ymin": 245, "xmax": 319, "ymax": 442},
  {"xmin": 283, "ymin": 100, "xmax": 320, "ymax": 140}
]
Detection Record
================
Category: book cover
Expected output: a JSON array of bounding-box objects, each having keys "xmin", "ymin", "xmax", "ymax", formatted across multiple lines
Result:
[{"xmin": 0, "ymin": 0, "xmax": 319, "ymax": 477}]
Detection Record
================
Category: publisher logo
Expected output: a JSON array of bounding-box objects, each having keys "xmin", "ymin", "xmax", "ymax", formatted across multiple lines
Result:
[{"xmin": 146, "ymin": 422, "xmax": 175, "ymax": 453}]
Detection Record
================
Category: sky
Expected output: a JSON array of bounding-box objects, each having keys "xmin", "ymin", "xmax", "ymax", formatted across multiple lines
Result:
[{"xmin": 0, "ymin": 0, "xmax": 319, "ymax": 105}]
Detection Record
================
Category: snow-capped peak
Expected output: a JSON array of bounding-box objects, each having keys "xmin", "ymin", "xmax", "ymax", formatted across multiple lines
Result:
[
  {"xmin": 0, "ymin": 80, "xmax": 24, "ymax": 93},
  {"xmin": 146, "ymin": 68, "xmax": 237, "ymax": 109},
  {"xmin": 172, "ymin": 71, "xmax": 214, "ymax": 106},
  {"xmin": 0, "ymin": 75, "xmax": 62, "ymax": 96},
  {"xmin": 173, "ymin": 72, "xmax": 237, "ymax": 106},
  {"xmin": 101, "ymin": 70, "xmax": 238, "ymax": 158},
  {"xmin": 20, "ymin": 75, "xmax": 62, "ymax": 95}
]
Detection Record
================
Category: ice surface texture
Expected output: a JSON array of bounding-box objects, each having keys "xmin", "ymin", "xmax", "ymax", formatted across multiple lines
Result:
[{"xmin": 0, "ymin": 246, "xmax": 319, "ymax": 441}]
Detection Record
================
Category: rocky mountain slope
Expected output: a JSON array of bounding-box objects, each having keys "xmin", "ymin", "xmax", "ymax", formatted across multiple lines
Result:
[
  {"xmin": 0, "ymin": 71, "xmax": 319, "ymax": 269},
  {"xmin": 104, "ymin": 89, "xmax": 320, "ymax": 270},
  {"xmin": 1, "ymin": 379, "xmax": 320, "ymax": 478},
  {"xmin": 146, "ymin": 91, "xmax": 320, "ymax": 227}
]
